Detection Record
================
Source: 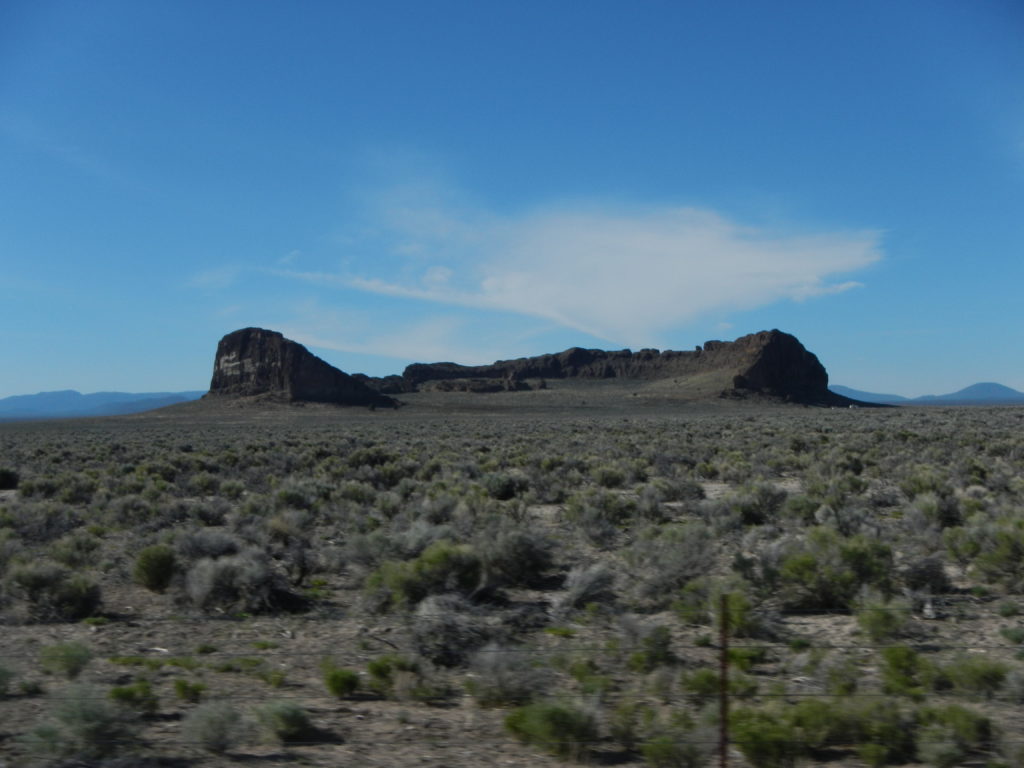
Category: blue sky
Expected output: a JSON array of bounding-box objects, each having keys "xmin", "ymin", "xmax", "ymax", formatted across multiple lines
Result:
[{"xmin": 2, "ymin": 0, "xmax": 1022, "ymax": 399}]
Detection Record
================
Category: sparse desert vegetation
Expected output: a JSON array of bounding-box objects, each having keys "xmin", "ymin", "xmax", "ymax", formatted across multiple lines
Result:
[{"xmin": 3, "ymin": 396, "xmax": 1024, "ymax": 766}]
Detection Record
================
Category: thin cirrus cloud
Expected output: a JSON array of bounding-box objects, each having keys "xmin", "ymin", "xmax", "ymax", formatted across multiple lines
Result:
[
  {"xmin": 279, "ymin": 311, "xmax": 491, "ymax": 366},
  {"xmin": 284, "ymin": 202, "xmax": 883, "ymax": 349}
]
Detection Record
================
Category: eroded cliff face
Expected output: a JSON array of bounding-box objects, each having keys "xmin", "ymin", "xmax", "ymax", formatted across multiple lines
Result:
[
  {"xmin": 720, "ymin": 330, "xmax": 828, "ymax": 400},
  {"xmin": 380, "ymin": 330, "xmax": 833, "ymax": 403},
  {"xmin": 208, "ymin": 328, "xmax": 396, "ymax": 407}
]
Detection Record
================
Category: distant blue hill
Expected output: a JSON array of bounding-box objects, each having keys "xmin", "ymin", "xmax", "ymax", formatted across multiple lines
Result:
[
  {"xmin": 0, "ymin": 390, "xmax": 206, "ymax": 421},
  {"xmin": 829, "ymin": 385, "xmax": 909, "ymax": 404},
  {"xmin": 831, "ymin": 382, "xmax": 1024, "ymax": 406}
]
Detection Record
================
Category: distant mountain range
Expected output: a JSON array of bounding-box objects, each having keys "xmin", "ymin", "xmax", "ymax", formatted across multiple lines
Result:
[
  {"xmin": 0, "ymin": 390, "xmax": 206, "ymax": 421},
  {"xmin": 830, "ymin": 382, "xmax": 1024, "ymax": 405}
]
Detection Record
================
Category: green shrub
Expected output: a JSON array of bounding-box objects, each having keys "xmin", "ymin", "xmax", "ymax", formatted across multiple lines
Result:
[
  {"xmin": 475, "ymin": 523, "xmax": 552, "ymax": 588},
  {"xmin": 220, "ymin": 479, "xmax": 245, "ymax": 500},
  {"xmin": 189, "ymin": 471, "xmax": 219, "ymax": 495},
  {"xmin": 1001, "ymin": 626, "xmax": 1024, "ymax": 645},
  {"xmin": 782, "ymin": 494, "xmax": 819, "ymax": 524},
  {"xmin": 900, "ymin": 466, "xmax": 951, "ymax": 500},
  {"xmin": 856, "ymin": 594, "xmax": 911, "ymax": 642},
  {"xmin": 56, "ymin": 472, "xmax": 98, "ymax": 504},
  {"xmin": 109, "ymin": 680, "xmax": 158, "ymax": 715},
  {"xmin": 592, "ymin": 464, "xmax": 626, "ymax": 489},
  {"xmin": 323, "ymin": 663, "xmax": 360, "ymax": 698},
  {"xmin": 256, "ymin": 700, "xmax": 313, "ymax": 743},
  {"xmin": 729, "ymin": 481, "xmax": 787, "ymax": 526},
  {"xmin": 942, "ymin": 526, "xmax": 980, "ymax": 572},
  {"xmin": 133, "ymin": 544, "xmax": 177, "ymax": 592},
  {"xmin": 567, "ymin": 658, "xmax": 614, "ymax": 696},
  {"xmin": 366, "ymin": 654, "xmax": 420, "ymax": 696},
  {"xmin": 945, "ymin": 654, "xmax": 1008, "ymax": 700},
  {"xmin": 973, "ymin": 524, "xmax": 1024, "ymax": 590},
  {"xmin": 849, "ymin": 699, "xmax": 915, "ymax": 766},
  {"xmin": 482, "ymin": 471, "xmax": 529, "ymax": 500},
  {"xmin": 733, "ymin": 699, "xmax": 913, "ymax": 768},
  {"xmin": 787, "ymin": 698, "xmax": 857, "ymax": 751},
  {"xmin": 9, "ymin": 562, "xmax": 102, "ymax": 621},
  {"xmin": 564, "ymin": 488, "xmax": 637, "ymax": 545},
  {"xmin": 40, "ymin": 642, "xmax": 92, "ymax": 679},
  {"xmin": 505, "ymin": 700, "xmax": 598, "ymax": 761},
  {"xmin": 901, "ymin": 555, "xmax": 952, "ymax": 593},
  {"xmin": 731, "ymin": 707, "xmax": 802, "ymax": 768},
  {"xmin": 674, "ymin": 578, "xmax": 711, "ymax": 625},
  {"xmin": 823, "ymin": 657, "xmax": 860, "ymax": 695},
  {"xmin": 998, "ymin": 601, "xmax": 1021, "ymax": 617},
  {"xmin": 716, "ymin": 588, "xmax": 778, "ymax": 639},
  {"xmin": 727, "ymin": 646, "xmax": 769, "ymax": 672},
  {"xmin": 641, "ymin": 734, "xmax": 707, "ymax": 767},
  {"xmin": 916, "ymin": 704, "xmax": 992, "ymax": 768},
  {"xmin": 49, "ymin": 532, "xmax": 102, "ymax": 568},
  {"xmin": 173, "ymin": 679, "xmax": 206, "ymax": 703},
  {"xmin": 778, "ymin": 528, "xmax": 893, "ymax": 610},
  {"xmin": 182, "ymin": 700, "xmax": 246, "ymax": 754},
  {"xmin": 629, "ymin": 626, "xmax": 675, "ymax": 672},
  {"xmin": 367, "ymin": 540, "xmax": 481, "ymax": 608},
  {"xmin": 880, "ymin": 645, "xmax": 928, "ymax": 699},
  {"xmin": 915, "ymin": 722, "xmax": 964, "ymax": 768},
  {"xmin": 681, "ymin": 668, "xmax": 719, "ymax": 705}
]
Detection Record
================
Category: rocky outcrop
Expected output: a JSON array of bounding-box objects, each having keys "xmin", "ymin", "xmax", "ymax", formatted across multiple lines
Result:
[
  {"xmin": 205, "ymin": 327, "xmax": 847, "ymax": 407},
  {"xmin": 375, "ymin": 330, "xmax": 837, "ymax": 404},
  {"xmin": 207, "ymin": 328, "xmax": 396, "ymax": 408}
]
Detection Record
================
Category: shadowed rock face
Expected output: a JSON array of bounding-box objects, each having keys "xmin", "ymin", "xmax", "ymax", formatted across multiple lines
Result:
[
  {"xmin": 208, "ymin": 328, "xmax": 396, "ymax": 407},
  {"xmin": 388, "ymin": 330, "xmax": 834, "ymax": 403}
]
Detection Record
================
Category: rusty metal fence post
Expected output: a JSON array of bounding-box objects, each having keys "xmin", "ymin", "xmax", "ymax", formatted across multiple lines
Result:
[{"xmin": 719, "ymin": 592, "xmax": 729, "ymax": 768}]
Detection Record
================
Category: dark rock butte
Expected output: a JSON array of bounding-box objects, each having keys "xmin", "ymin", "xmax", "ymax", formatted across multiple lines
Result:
[
  {"xmin": 207, "ymin": 328, "xmax": 397, "ymax": 408},
  {"xmin": 359, "ymin": 329, "xmax": 844, "ymax": 405}
]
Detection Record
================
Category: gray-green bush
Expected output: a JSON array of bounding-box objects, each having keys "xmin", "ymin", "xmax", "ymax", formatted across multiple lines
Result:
[{"xmin": 182, "ymin": 701, "xmax": 246, "ymax": 754}]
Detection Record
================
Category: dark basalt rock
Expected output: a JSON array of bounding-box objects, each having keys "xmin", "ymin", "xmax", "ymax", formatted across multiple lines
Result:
[
  {"xmin": 207, "ymin": 328, "xmax": 396, "ymax": 408},
  {"xmin": 373, "ymin": 330, "xmax": 839, "ymax": 404}
]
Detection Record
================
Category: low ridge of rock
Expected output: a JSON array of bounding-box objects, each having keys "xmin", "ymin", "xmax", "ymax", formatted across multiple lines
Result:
[
  {"xmin": 365, "ymin": 330, "xmax": 840, "ymax": 404},
  {"xmin": 207, "ymin": 328, "xmax": 396, "ymax": 408}
]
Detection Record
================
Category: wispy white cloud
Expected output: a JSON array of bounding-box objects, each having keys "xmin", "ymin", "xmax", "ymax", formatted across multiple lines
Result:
[
  {"xmin": 189, "ymin": 266, "xmax": 240, "ymax": 289},
  {"xmin": 277, "ymin": 301, "xmax": 497, "ymax": 367},
  {"xmin": 285, "ymin": 319, "xmax": 482, "ymax": 365},
  {"xmin": 281, "ymin": 195, "xmax": 882, "ymax": 349},
  {"xmin": 0, "ymin": 110, "xmax": 148, "ymax": 192}
]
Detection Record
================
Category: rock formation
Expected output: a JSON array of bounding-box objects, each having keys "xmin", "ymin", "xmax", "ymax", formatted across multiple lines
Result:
[
  {"xmin": 362, "ymin": 330, "xmax": 838, "ymax": 404},
  {"xmin": 206, "ymin": 327, "xmax": 850, "ymax": 408},
  {"xmin": 207, "ymin": 328, "xmax": 396, "ymax": 408}
]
